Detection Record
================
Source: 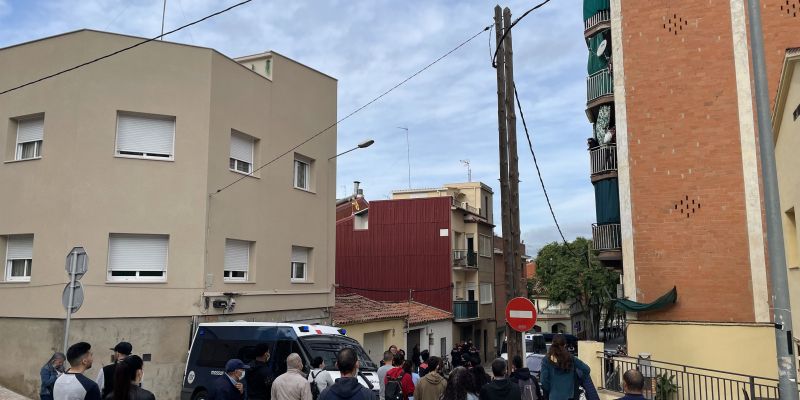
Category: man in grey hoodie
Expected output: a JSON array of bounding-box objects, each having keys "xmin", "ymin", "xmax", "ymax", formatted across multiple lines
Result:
[
  {"xmin": 319, "ymin": 348, "xmax": 374, "ymax": 400},
  {"xmin": 412, "ymin": 357, "xmax": 445, "ymax": 400}
]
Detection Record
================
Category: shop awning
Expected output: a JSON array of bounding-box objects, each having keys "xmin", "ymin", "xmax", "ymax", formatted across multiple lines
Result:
[
  {"xmin": 615, "ymin": 286, "xmax": 678, "ymax": 312},
  {"xmin": 584, "ymin": 0, "xmax": 611, "ymax": 21}
]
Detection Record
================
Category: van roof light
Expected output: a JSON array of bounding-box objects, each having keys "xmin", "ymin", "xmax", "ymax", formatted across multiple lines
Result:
[{"xmin": 299, "ymin": 326, "xmax": 310, "ymax": 332}]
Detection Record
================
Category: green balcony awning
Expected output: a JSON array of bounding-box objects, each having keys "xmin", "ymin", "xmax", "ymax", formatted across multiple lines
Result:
[
  {"xmin": 593, "ymin": 178, "xmax": 620, "ymax": 224},
  {"xmin": 584, "ymin": 0, "xmax": 611, "ymax": 21},
  {"xmin": 615, "ymin": 287, "xmax": 678, "ymax": 312},
  {"xmin": 587, "ymin": 30, "xmax": 610, "ymax": 74}
]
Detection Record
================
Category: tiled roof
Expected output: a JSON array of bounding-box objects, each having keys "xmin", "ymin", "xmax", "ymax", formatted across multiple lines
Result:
[{"xmin": 333, "ymin": 293, "xmax": 452, "ymax": 326}]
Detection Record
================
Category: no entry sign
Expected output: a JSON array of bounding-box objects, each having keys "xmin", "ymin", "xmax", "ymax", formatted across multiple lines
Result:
[{"xmin": 505, "ymin": 297, "xmax": 537, "ymax": 333}]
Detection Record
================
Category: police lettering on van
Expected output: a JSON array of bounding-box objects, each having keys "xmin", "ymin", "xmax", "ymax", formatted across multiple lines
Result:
[{"xmin": 181, "ymin": 322, "xmax": 380, "ymax": 400}]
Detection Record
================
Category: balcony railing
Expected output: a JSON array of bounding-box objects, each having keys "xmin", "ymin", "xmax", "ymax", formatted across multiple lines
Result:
[
  {"xmin": 590, "ymin": 145, "xmax": 617, "ymax": 175},
  {"xmin": 599, "ymin": 353, "xmax": 780, "ymax": 399},
  {"xmin": 453, "ymin": 300, "xmax": 478, "ymax": 320},
  {"xmin": 584, "ymin": 9, "xmax": 610, "ymax": 32},
  {"xmin": 453, "ymin": 250, "xmax": 477, "ymax": 268},
  {"xmin": 592, "ymin": 223, "xmax": 621, "ymax": 251},
  {"xmin": 587, "ymin": 68, "xmax": 613, "ymax": 103},
  {"xmin": 451, "ymin": 198, "xmax": 481, "ymax": 215}
]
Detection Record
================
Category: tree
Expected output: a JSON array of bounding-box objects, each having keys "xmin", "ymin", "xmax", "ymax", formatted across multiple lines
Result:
[{"xmin": 534, "ymin": 237, "xmax": 618, "ymax": 340}]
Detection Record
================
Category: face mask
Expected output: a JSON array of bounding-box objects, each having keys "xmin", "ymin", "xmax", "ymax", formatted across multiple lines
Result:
[{"xmin": 239, "ymin": 370, "xmax": 246, "ymax": 380}]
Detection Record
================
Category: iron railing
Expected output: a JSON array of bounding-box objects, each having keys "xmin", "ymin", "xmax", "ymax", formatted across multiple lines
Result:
[
  {"xmin": 453, "ymin": 300, "xmax": 478, "ymax": 320},
  {"xmin": 590, "ymin": 145, "xmax": 617, "ymax": 175},
  {"xmin": 599, "ymin": 353, "xmax": 781, "ymax": 399},
  {"xmin": 592, "ymin": 223, "xmax": 621, "ymax": 251},
  {"xmin": 450, "ymin": 198, "xmax": 481, "ymax": 215},
  {"xmin": 453, "ymin": 250, "xmax": 477, "ymax": 268},
  {"xmin": 584, "ymin": 9, "xmax": 611, "ymax": 32},
  {"xmin": 587, "ymin": 68, "xmax": 614, "ymax": 103}
]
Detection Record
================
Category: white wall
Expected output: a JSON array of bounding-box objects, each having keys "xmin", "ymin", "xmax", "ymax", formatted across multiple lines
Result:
[{"xmin": 411, "ymin": 320, "xmax": 453, "ymax": 359}]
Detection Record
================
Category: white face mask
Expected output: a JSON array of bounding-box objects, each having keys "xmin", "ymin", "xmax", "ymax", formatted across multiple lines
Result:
[{"xmin": 239, "ymin": 370, "xmax": 246, "ymax": 380}]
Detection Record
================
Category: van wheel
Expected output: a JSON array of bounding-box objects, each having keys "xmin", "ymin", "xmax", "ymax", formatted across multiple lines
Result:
[{"xmin": 192, "ymin": 390, "xmax": 208, "ymax": 400}]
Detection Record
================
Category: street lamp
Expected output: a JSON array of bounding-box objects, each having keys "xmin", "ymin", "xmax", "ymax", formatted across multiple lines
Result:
[{"xmin": 329, "ymin": 139, "xmax": 375, "ymax": 160}]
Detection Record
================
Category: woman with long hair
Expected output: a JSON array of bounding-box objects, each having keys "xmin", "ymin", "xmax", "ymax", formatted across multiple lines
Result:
[
  {"xmin": 108, "ymin": 355, "xmax": 155, "ymax": 400},
  {"xmin": 40, "ymin": 352, "xmax": 66, "ymax": 400},
  {"xmin": 540, "ymin": 334, "xmax": 593, "ymax": 400},
  {"xmin": 440, "ymin": 367, "xmax": 478, "ymax": 400}
]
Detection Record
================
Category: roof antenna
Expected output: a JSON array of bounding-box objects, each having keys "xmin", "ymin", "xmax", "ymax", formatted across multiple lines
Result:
[
  {"xmin": 460, "ymin": 160, "xmax": 472, "ymax": 182},
  {"xmin": 160, "ymin": 0, "xmax": 167, "ymax": 40},
  {"xmin": 397, "ymin": 126, "xmax": 411, "ymax": 189}
]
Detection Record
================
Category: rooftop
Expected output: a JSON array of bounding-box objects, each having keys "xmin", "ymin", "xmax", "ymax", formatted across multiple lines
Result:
[{"xmin": 333, "ymin": 293, "xmax": 452, "ymax": 326}]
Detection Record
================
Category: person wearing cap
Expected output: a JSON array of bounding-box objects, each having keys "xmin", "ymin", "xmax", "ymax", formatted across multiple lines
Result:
[
  {"xmin": 246, "ymin": 343, "xmax": 274, "ymax": 400},
  {"xmin": 271, "ymin": 353, "xmax": 311, "ymax": 400},
  {"xmin": 96, "ymin": 342, "xmax": 132, "ymax": 398},
  {"xmin": 208, "ymin": 359, "xmax": 249, "ymax": 400}
]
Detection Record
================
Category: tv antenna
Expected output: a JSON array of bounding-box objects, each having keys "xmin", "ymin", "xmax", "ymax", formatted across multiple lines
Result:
[{"xmin": 460, "ymin": 159, "xmax": 472, "ymax": 182}]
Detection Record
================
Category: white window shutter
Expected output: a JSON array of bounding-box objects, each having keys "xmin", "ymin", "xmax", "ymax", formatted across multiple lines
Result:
[
  {"xmin": 117, "ymin": 113, "xmax": 174, "ymax": 155},
  {"xmin": 230, "ymin": 132, "xmax": 254, "ymax": 164},
  {"xmin": 225, "ymin": 240, "xmax": 250, "ymax": 272},
  {"xmin": 17, "ymin": 117, "xmax": 44, "ymax": 144},
  {"xmin": 6, "ymin": 235, "xmax": 33, "ymax": 259},
  {"xmin": 108, "ymin": 234, "xmax": 168, "ymax": 271},
  {"xmin": 291, "ymin": 246, "xmax": 308, "ymax": 263}
]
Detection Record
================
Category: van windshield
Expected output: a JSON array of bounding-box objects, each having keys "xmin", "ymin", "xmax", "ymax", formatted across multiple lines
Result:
[{"xmin": 300, "ymin": 335, "xmax": 378, "ymax": 372}]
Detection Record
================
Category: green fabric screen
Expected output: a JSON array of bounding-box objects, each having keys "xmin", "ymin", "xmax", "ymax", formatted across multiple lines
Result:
[
  {"xmin": 584, "ymin": 0, "xmax": 611, "ymax": 21},
  {"xmin": 593, "ymin": 178, "xmax": 620, "ymax": 224},
  {"xmin": 587, "ymin": 31, "xmax": 610, "ymax": 74},
  {"xmin": 615, "ymin": 287, "xmax": 678, "ymax": 312}
]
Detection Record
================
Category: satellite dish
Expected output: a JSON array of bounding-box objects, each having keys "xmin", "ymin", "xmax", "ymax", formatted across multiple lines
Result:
[{"xmin": 596, "ymin": 40, "xmax": 608, "ymax": 58}]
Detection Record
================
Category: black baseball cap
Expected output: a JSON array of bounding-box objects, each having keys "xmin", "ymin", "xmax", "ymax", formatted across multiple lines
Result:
[{"xmin": 111, "ymin": 342, "xmax": 132, "ymax": 355}]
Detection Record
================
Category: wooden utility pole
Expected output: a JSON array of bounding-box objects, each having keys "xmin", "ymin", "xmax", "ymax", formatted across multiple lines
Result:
[{"xmin": 495, "ymin": 5, "xmax": 521, "ymax": 363}]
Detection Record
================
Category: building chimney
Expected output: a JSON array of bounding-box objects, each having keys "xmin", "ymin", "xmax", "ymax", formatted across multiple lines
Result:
[{"xmin": 353, "ymin": 181, "xmax": 360, "ymax": 197}]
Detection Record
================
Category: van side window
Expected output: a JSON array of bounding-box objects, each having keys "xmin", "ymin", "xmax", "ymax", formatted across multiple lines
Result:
[
  {"xmin": 197, "ymin": 340, "xmax": 274, "ymax": 368},
  {"xmin": 272, "ymin": 340, "xmax": 307, "ymax": 375}
]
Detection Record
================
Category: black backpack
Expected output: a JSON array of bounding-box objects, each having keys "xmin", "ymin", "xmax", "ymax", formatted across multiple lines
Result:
[
  {"xmin": 384, "ymin": 371, "xmax": 405, "ymax": 400},
  {"xmin": 310, "ymin": 370, "xmax": 321, "ymax": 400},
  {"xmin": 511, "ymin": 373, "xmax": 542, "ymax": 400}
]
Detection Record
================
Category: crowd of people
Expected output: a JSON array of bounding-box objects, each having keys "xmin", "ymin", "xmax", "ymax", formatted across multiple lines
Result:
[{"xmin": 44, "ymin": 335, "xmax": 646, "ymax": 400}]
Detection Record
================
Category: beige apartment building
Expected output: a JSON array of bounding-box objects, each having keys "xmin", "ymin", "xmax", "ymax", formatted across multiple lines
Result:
[{"xmin": 0, "ymin": 30, "xmax": 337, "ymax": 398}]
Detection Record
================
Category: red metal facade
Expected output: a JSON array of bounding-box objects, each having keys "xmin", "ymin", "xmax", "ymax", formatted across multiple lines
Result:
[{"xmin": 336, "ymin": 197, "xmax": 453, "ymax": 312}]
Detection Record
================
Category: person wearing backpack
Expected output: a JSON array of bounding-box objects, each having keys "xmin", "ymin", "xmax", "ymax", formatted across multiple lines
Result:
[
  {"xmin": 384, "ymin": 354, "xmax": 414, "ymax": 400},
  {"xmin": 308, "ymin": 357, "xmax": 334, "ymax": 400},
  {"xmin": 318, "ymin": 348, "xmax": 374, "ymax": 400},
  {"xmin": 509, "ymin": 355, "xmax": 542, "ymax": 400},
  {"xmin": 540, "ymin": 335, "xmax": 591, "ymax": 400}
]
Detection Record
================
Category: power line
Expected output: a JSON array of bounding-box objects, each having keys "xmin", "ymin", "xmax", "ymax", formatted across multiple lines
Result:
[
  {"xmin": 0, "ymin": 0, "xmax": 254, "ymax": 96},
  {"xmin": 213, "ymin": 24, "xmax": 492, "ymax": 195},
  {"xmin": 492, "ymin": 0, "xmax": 552, "ymax": 68}
]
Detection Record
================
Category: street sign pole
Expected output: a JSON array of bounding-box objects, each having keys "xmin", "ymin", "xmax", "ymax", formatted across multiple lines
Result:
[{"xmin": 63, "ymin": 248, "xmax": 77, "ymax": 352}]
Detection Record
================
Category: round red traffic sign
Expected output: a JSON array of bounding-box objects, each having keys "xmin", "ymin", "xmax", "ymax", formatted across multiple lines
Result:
[{"xmin": 505, "ymin": 297, "xmax": 537, "ymax": 333}]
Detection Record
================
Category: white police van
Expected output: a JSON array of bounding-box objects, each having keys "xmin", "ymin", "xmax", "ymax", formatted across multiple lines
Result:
[{"xmin": 181, "ymin": 322, "xmax": 380, "ymax": 400}]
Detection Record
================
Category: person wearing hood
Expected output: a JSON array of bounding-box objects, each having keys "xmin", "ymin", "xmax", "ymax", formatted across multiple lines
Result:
[
  {"xmin": 319, "ymin": 347, "xmax": 374, "ymax": 400},
  {"xmin": 509, "ymin": 355, "xmax": 543, "ymax": 400},
  {"xmin": 412, "ymin": 356, "xmax": 445, "ymax": 400},
  {"xmin": 479, "ymin": 359, "xmax": 521, "ymax": 400},
  {"xmin": 41, "ymin": 352, "xmax": 66, "ymax": 400},
  {"xmin": 540, "ymin": 334, "xmax": 591, "ymax": 400}
]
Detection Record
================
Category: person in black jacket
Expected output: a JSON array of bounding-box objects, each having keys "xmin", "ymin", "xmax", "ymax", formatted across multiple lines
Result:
[
  {"xmin": 106, "ymin": 355, "xmax": 155, "ymax": 400},
  {"xmin": 246, "ymin": 344, "xmax": 274, "ymax": 400},
  {"xmin": 464, "ymin": 356, "xmax": 490, "ymax": 393},
  {"xmin": 479, "ymin": 359, "xmax": 521, "ymax": 400},
  {"xmin": 208, "ymin": 359, "xmax": 249, "ymax": 400},
  {"xmin": 96, "ymin": 342, "xmax": 132, "ymax": 398},
  {"xmin": 319, "ymin": 347, "xmax": 374, "ymax": 400},
  {"xmin": 509, "ymin": 355, "xmax": 542, "ymax": 400}
]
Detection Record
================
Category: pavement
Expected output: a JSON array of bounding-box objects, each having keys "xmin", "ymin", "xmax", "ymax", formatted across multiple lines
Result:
[{"xmin": 0, "ymin": 385, "xmax": 29, "ymax": 400}]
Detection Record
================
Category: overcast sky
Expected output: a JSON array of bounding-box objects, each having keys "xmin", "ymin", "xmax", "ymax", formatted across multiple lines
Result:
[{"xmin": 0, "ymin": 0, "xmax": 593, "ymax": 255}]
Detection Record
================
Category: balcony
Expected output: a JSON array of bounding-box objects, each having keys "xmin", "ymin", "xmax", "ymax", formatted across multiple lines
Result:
[
  {"xmin": 587, "ymin": 68, "xmax": 613, "ymax": 107},
  {"xmin": 451, "ymin": 198, "xmax": 481, "ymax": 215},
  {"xmin": 453, "ymin": 300, "xmax": 478, "ymax": 321},
  {"xmin": 592, "ymin": 223, "xmax": 622, "ymax": 262},
  {"xmin": 589, "ymin": 145, "xmax": 617, "ymax": 182},
  {"xmin": 584, "ymin": 9, "xmax": 610, "ymax": 37},
  {"xmin": 453, "ymin": 250, "xmax": 478, "ymax": 269}
]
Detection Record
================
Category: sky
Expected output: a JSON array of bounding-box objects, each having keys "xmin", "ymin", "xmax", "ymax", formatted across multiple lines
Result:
[{"xmin": 0, "ymin": 0, "xmax": 594, "ymax": 255}]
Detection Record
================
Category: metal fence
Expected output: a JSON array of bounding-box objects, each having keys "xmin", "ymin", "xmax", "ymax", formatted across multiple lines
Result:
[
  {"xmin": 585, "ymin": 9, "xmax": 611, "ymax": 31},
  {"xmin": 452, "ymin": 250, "xmax": 477, "ymax": 268},
  {"xmin": 590, "ymin": 145, "xmax": 617, "ymax": 175},
  {"xmin": 453, "ymin": 300, "xmax": 478, "ymax": 320},
  {"xmin": 600, "ymin": 353, "xmax": 780, "ymax": 399},
  {"xmin": 587, "ymin": 68, "xmax": 614, "ymax": 103},
  {"xmin": 592, "ymin": 223, "xmax": 621, "ymax": 251}
]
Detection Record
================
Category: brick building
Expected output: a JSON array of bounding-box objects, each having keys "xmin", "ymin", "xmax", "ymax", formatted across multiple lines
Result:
[{"xmin": 583, "ymin": 0, "xmax": 800, "ymax": 377}]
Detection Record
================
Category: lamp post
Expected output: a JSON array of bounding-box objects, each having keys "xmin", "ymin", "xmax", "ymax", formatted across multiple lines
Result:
[{"xmin": 329, "ymin": 139, "xmax": 374, "ymax": 160}]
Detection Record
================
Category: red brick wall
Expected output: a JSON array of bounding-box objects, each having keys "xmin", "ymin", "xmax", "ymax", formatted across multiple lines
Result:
[{"xmin": 620, "ymin": 0, "xmax": 800, "ymax": 322}]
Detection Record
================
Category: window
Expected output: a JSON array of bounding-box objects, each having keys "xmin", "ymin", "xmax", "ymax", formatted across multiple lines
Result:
[
  {"xmin": 5, "ymin": 235, "xmax": 33, "ymax": 281},
  {"xmin": 479, "ymin": 282, "xmax": 492, "ymax": 304},
  {"xmin": 478, "ymin": 235, "xmax": 492, "ymax": 258},
  {"xmin": 291, "ymin": 246, "xmax": 310, "ymax": 282},
  {"xmin": 354, "ymin": 213, "xmax": 368, "ymax": 230},
  {"xmin": 108, "ymin": 234, "xmax": 168, "ymax": 281},
  {"xmin": 294, "ymin": 159, "xmax": 310, "ymax": 190},
  {"xmin": 115, "ymin": 112, "xmax": 175, "ymax": 159},
  {"xmin": 229, "ymin": 131, "xmax": 254, "ymax": 174},
  {"xmin": 225, "ymin": 239, "xmax": 251, "ymax": 281},
  {"xmin": 15, "ymin": 116, "xmax": 44, "ymax": 160}
]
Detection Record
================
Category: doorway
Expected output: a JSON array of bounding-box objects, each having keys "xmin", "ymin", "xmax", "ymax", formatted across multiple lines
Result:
[
  {"xmin": 407, "ymin": 329, "xmax": 422, "ymax": 359},
  {"xmin": 363, "ymin": 331, "xmax": 385, "ymax": 362}
]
